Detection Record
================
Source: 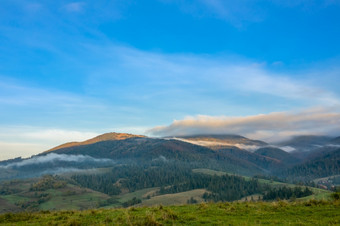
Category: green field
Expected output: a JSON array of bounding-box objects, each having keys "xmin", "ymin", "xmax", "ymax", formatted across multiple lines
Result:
[
  {"xmin": 139, "ymin": 189, "xmax": 207, "ymax": 206},
  {"xmin": 0, "ymin": 169, "xmax": 334, "ymax": 214},
  {"xmin": 0, "ymin": 200, "xmax": 339, "ymax": 225},
  {"xmin": 118, "ymin": 188, "xmax": 159, "ymax": 203},
  {"xmin": 0, "ymin": 178, "xmax": 111, "ymax": 213}
]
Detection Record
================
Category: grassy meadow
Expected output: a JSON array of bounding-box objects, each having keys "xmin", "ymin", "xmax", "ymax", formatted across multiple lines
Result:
[{"xmin": 0, "ymin": 200, "xmax": 339, "ymax": 225}]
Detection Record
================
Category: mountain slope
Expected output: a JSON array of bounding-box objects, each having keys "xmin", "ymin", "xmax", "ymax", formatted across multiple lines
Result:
[
  {"xmin": 254, "ymin": 147, "xmax": 300, "ymax": 166},
  {"xmin": 280, "ymin": 148, "xmax": 340, "ymax": 181},
  {"xmin": 278, "ymin": 135, "xmax": 332, "ymax": 151},
  {"xmin": 217, "ymin": 147, "xmax": 289, "ymax": 173},
  {"xmin": 330, "ymin": 136, "xmax": 340, "ymax": 145},
  {"xmin": 170, "ymin": 134, "xmax": 267, "ymax": 151},
  {"xmin": 48, "ymin": 137, "xmax": 266, "ymax": 175},
  {"xmin": 46, "ymin": 132, "xmax": 145, "ymax": 152},
  {"xmin": 4, "ymin": 132, "xmax": 340, "ymax": 181}
]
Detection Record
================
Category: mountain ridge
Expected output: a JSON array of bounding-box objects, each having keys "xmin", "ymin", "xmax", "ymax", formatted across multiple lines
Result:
[{"xmin": 45, "ymin": 132, "xmax": 145, "ymax": 152}]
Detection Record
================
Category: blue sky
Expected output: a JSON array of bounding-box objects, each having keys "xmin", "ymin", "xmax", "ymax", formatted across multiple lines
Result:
[{"xmin": 1, "ymin": 0, "xmax": 340, "ymax": 160}]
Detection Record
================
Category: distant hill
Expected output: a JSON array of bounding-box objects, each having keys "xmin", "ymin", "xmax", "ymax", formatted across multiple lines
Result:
[
  {"xmin": 278, "ymin": 135, "xmax": 333, "ymax": 151},
  {"xmin": 217, "ymin": 147, "xmax": 286, "ymax": 173},
  {"xmin": 2, "ymin": 132, "xmax": 340, "ymax": 182},
  {"xmin": 170, "ymin": 134, "xmax": 267, "ymax": 151},
  {"xmin": 254, "ymin": 147, "xmax": 300, "ymax": 166},
  {"xmin": 46, "ymin": 132, "xmax": 145, "ymax": 152},
  {"xmin": 47, "ymin": 137, "xmax": 267, "ymax": 176},
  {"xmin": 280, "ymin": 148, "xmax": 340, "ymax": 181},
  {"xmin": 330, "ymin": 136, "xmax": 340, "ymax": 144}
]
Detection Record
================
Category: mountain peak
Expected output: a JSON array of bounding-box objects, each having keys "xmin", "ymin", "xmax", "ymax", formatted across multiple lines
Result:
[{"xmin": 46, "ymin": 132, "xmax": 145, "ymax": 152}]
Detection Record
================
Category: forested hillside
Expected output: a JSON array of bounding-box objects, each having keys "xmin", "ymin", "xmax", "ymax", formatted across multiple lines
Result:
[{"xmin": 281, "ymin": 149, "xmax": 340, "ymax": 181}]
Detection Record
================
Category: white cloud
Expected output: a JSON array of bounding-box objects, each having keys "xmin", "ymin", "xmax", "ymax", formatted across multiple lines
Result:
[
  {"xmin": 279, "ymin": 146, "xmax": 296, "ymax": 152},
  {"xmin": 171, "ymin": 138, "xmax": 262, "ymax": 152},
  {"xmin": 147, "ymin": 107, "xmax": 340, "ymax": 142}
]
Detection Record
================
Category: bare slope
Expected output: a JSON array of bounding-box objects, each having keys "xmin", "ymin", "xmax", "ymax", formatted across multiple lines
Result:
[{"xmin": 46, "ymin": 132, "xmax": 145, "ymax": 152}]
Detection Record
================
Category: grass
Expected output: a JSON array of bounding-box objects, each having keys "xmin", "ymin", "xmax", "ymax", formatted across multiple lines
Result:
[
  {"xmin": 139, "ymin": 189, "xmax": 207, "ymax": 206},
  {"xmin": 0, "ymin": 180, "xmax": 111, "ymax": 213},
  {"xmin": 1, "ymin": 195, "xmax": 31, "ymax": 205},
  {"xmin": 118, "ymin": 188, "xmax": 159, "ymax": 203},
  {"xmin": 0, "ymin": 200, "xmax": 339, "ymax": 225},
  {"xmin": 39, "ymin": 187, "xmax": 109, "ymax": 211},
  {"xmin": 298, "ymin": 188, "xmax": 332, "ymax": 201}
]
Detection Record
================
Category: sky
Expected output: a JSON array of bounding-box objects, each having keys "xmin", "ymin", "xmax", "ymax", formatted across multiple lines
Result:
[{"xmin": 1, "ymin": 0, "xmax": 340, "ymax": 160}]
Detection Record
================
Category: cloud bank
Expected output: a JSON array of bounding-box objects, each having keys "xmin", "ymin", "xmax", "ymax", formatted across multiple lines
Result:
[
  {"xmin": 148, "ymin": 108, "xmax": 340, "ymax": 142},
  {"xmin": 172, "ymin": 138, "xmax": 262, "ymax": 152},
  {"xmin": 1, "ymin": 153, "xmax": 114, "ymax": 169}
]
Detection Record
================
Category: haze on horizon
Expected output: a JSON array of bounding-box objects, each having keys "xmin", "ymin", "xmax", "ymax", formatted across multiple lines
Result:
[{"xmin": 0, "ymin": 1, "xmax": 340, "ymax": 160}]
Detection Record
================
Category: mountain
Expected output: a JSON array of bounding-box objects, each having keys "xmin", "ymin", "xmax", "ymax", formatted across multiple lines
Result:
[
  {"xmin": 303, "ymin": 145, "xmax": 340, "ymax": 162},
  {"xmin": 330, "ymin": 136, "xmax": 340, "ymax": 145},
  {"xmin": 169, "ymin": 134, "xmax": 267, "ymax": 151},
  {"xmin": 47, "ymin": 134, "xmax": 303, "ymax": 175},
  {"xmin": 278, "ymin": 135, "xmax": 333, "ymax": 151},
  {"xmin": 46, "ymin": 132, "xmax": 145, "ymax": 152},
  {"xmin": 217, "ymin": 147, "xmax": 288, "ymax": 173},
  {"xmin": 46, "ymin": 137, "xmax": 267, "ymax": 176},
  {"xmin": 254, "ymin": 147, "xmax": 300, "ymax": 166},
  {"xmin": 48, "ymin": 137, "xmax": 214, "ymax": 161},
  {"xmin": 280, "ymin": 148, "xmax": 340, "ymax": 181},
  {"xmin": 2, "ymin": 132, "xmax": 340, "ymax": 182}
]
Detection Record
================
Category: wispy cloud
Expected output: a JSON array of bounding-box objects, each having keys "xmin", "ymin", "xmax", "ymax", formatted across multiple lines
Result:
[
  {"xmin": 25, "ymin": 3, "xmax": 43, "ymax": 13},
  {"xmin": 148, "ymin": 107, "xmax": 340, "ymax": 142},
  {"xmin": 172, "ymin": 138, "xmax": 263, "ymax": 152},
  {"xmin": 164, "ymin": 0, "xmax": 339, "ymax": 27},
  {"xmin": 63, "ymin": 2, "xmax": 85, "ymax": 13},
  {"xmin": 97, "ymin": 46, "xmax": 340, "ymax": 107},
  {"xmin": 198, "ymin": 0, "xmax": 265, "ymax": 27},
  {"xmin": 0, "ymin": 78, "xmax": 82, "ymax": 106}
]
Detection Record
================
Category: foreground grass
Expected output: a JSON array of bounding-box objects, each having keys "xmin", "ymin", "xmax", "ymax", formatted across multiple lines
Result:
[{"xmin": 0, "ymin": 200, "xmax": 339, "ymax": 225}]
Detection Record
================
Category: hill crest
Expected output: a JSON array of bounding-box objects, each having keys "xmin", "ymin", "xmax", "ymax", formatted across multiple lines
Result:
[{"xmin": 46, "ymin": 132, "xmax": 145, "ymax": 152}]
